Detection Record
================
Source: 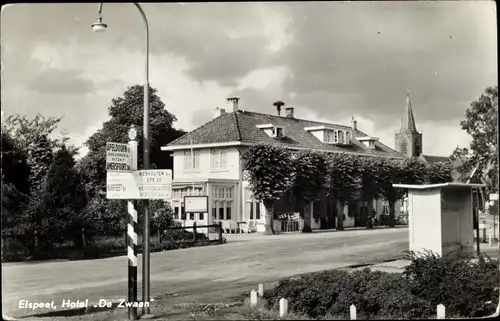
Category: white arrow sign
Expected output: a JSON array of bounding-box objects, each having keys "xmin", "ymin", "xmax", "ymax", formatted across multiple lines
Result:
[{"xmin": 106, "ymin": 170, "xmax": 172, "ymax": 199}]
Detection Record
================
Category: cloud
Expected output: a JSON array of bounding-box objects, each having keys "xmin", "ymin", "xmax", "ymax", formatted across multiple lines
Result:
[
  {"xmin": 0, "ymin": 2, "xmax": 495, "ymax": 157},
  {"xmin": 27, "ymin": 68, "xmax": 95, "ymax": 94}
]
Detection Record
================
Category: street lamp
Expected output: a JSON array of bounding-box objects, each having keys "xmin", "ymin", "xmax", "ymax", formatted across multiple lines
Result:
[{"xmin": 91, "ymin": 2, "xmax": 152, "ymax": 317}]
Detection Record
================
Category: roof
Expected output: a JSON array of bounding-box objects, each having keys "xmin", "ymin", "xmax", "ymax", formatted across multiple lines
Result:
[
  {"xmin": 421, "ymin": 154, "xmax": 451, "ymax": 164},
  {"xmin": 400, "ymin": 92, "xmax": 418, "ymax": 133},
  {"xmin": 393, "ymin": 182, "xmax": 485, "ymax": 190},
  {"xmin": 166, "ymin": 110, "xmax": 406, "ymax": 159}
]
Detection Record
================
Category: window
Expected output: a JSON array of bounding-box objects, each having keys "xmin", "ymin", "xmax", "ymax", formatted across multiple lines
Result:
[
  {"xmin": 333, "ymin": 130, "xmax": 339, "ymax": 143},
  {"xmin": 172, "ymin": 187, "xmax": 203, "ymax": 200},
  {"xmin": 400, "ymin": 140, "xmax": 408, "ymax": 155},
  {"xmin": 338, "ymin": 131, "xmax": 345, "ymax": 144},
  {"xmin": 211, "ymin": 149, "xmax": 227, "ymax": 169},
  {"xmin": 245, "ymin": 187, "xmax": 262, "ymax": 221},
  {"xmin": 189, "ymin": 213, "xmax": 195, "ymax": 220},
  {"xmin": 212, "ymin": 202, "xmax": 217, "ymax": 220},
  {"xmin": 174, "ymin": 206, "xmax": 180, "ymax": 220},
  {"xmin": 183, "ymin": 150, "xmax": 201, "ymax": 171},
  {"xmin": 345, "ymin": 131, "xmax": 352, "ymax": 144},
  {"xmin": 212, "ymin": 186, "xmax": 235, "ymax": 221},
  {"xmin": 226, "ymin": 203, "xmax": 232, "ymax": 220},
  {"xmin": 199, "ymin": 212, "xmax": 204, "ymax": 220}
]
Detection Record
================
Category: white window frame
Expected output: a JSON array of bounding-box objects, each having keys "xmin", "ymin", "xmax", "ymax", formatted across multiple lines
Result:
[
  {"xmin": 211, "ymin": 186, "xmax": 234, "ymax": 220},
  {"xmin": 333, "ymin": 130, "xmax": 339, "ymax": 143},
  {"xmin": 338, "ymin": 131, "xmax": 345, "ymax": 144},
  {"xmin": 345, "ymin": 131, "xmax": 351, "ymax": 144},
  {"xmin": 183, "ymin": 150, "xmax": 201, "ymax": 171},
  {"xmin": 210, "ymin": 149, "xmax": 227, "ymax": 170}
]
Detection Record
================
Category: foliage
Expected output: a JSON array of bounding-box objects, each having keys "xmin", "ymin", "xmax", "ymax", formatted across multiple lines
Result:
[
  {"xmin": 291, "ymin": 151, "xmax": 326, "ymax": 232},
  {"xmin": 2, "ymin": 114, "xmax": 71, "ymax": 191},
  {"xmin": 151, "ymin": 200, "xmax": 175, "ymax": 232},
  {"xmin": 78, "ymin": 85, "xmax": 185, "ymax": 234},
  {"xmin": 324, "ymin": 153, "xmax": 361, "ymax": 203},
  {"xmin": 426, "ymin": 161, "xmax": 454, "ymax": 184},
  {"xmin": 243, "ymin": 144, "xmax": 295, "ymax": 234},
  {"xmin": 264, "ymin": 253, "xmax": 499, "ymax": 319},
  {"xmin": 243, "ymin": 144, "xmax": 295, "ymax": 202},
  {"xmin": 80, "ymin": 85, "xmax": 185, "ymax": 196},
  {"xmin": 358, "ymin": 156, "xmax": 385, "ymax": 202},
  {"xmin": 451, "ymin": 86, "xmax": 498, "ymax": 193},
  {"xmin": 403, "ymin": 250, "xmax": 499, "ymax": 318}
]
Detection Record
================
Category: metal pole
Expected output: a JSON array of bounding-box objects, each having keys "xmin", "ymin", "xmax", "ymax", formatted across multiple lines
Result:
[
  {"xmin": 133, "ymin": 3, "xmax": 152, "ymax": 315},
  {"xmin": 93, "ymin": 3, "xmax": 150, "ymax": 315}
]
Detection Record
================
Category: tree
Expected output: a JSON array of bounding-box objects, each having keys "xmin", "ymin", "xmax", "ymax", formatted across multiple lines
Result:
[
  {"xmin": 324, "ymin": 153, "xmax": 361, "ymax": 231},
  {"xmin": 243, "ymin": 144, "xmax": 295, "ymax": 235},
  {"xmin": 79, "ymin": 85, "xmax": 185, "ymax": 233},
  {"xmin": 31, "ymin": 145, "xmax": 87, "ymax": 249},
  {"xmin": 2, "ymin": 114, "xmax": 68, "ymax": 192},
  {"xmin": 427, "ymin": 161, "xmax": 453, "ymax": 184},
  {"xmin": 151, "ymin": 201, "xmax": 175, "ymax": 232},
  {"xmin": 451, "ymin": 86, "xmax": 498, "ymax": 193},
  {"xmin": 291, "ymin": 151, "xmax": 327, "ymax": 232}
]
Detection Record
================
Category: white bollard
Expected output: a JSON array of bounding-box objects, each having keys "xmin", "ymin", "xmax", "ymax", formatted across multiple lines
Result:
[
  {"xmin": 258, "ymin": 283, "xmax": 264, "ymax": 297},
  {"xmin": 437, "ymin": 304, "xmax": 445, "ymax": 319},
  {"xmin": 279, "ymin": 298, "xmax": 288, "ymax": 318},
  {"xmin": 350, "ymin": 304, "xmax": 357, "ymax": 320},
  {"xmin": 250, "ymin": 290, "xmax": 258, "ymax": 306}
]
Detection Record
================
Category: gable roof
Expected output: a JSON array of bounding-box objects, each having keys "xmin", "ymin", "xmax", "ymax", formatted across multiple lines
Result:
[{"xmin": 166, "ymin": 110, "xmax": 406, "ymax": 159}]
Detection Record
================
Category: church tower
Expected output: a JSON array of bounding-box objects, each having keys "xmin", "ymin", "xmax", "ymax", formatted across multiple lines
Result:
[{"xmin": 395, "ymin": 91, "xmax": 422, "ymax": 158}]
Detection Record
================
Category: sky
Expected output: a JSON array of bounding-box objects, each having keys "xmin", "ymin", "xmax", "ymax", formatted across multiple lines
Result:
[{"xmin": 1, "ymin": 1, "xmax": 497, "ymax": 157}]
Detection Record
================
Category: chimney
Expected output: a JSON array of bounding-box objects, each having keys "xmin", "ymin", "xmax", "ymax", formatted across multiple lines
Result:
[
  {"xmin": 273, "ymin": 100, "xmax": 285, "ymax": 116},
  {"xmin": 227, "ymin": 97, "xmax": 240, "ymax": 112},
  {"xmin": 351, "ymin": 116, "xmax": 357, "ymax": 130},
  {"xmin": 285, "ymin": 107, "xmax": 295, "ymax": 118},
  {"xmin": 213, "ymin": 107, "xmax": 226, "ymax": 119}
]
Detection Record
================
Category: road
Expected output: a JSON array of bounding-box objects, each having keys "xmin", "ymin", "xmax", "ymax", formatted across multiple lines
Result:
[{"xmin": 2, "ymin": 228, "xmax": 408, "ymax": 319}]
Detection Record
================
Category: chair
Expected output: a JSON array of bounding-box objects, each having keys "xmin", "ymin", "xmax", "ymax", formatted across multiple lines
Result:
[
  {"xmin": 239, "ymin": 222, "xmax": 250, "ymax": 233},
  {"xmin": 222, "ymin": 221, "xmax": 232, "ymax": 234},
  {"xmin": 248, "ymin": 221, "xmax": 257, "ymax": 233}
]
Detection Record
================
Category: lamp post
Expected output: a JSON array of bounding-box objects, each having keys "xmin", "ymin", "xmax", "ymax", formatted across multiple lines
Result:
[{"xmin": 91, "ymin": 3, "xmax": 152, "ymax": 316}]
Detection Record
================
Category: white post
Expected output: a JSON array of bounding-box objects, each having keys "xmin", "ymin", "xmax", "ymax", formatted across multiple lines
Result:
[
  {"xmin": 489, "ymin": 230, "xmax": 492, "ymax": 246},
  {"xmin": 350, "ymin": 304, "xmax": 357, "ymax": 320},
  {"xmin": 250, "ymin": 290, "xmax": 258, "ymax": 306},
  {"xmin": 258, "ymin": 283, "xmax": 264, "ymax": 297},
  {"xmin": 437, "ymin": 304, "xmax": 445, "ymax": 319},
  {"xmin": 279, "ymin": 298, "xmax": 288, "ymax": 318}
]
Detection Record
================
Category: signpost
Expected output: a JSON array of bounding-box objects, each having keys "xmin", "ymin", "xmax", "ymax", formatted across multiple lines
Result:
[
  {"xmin": 106, "ymin": 170, "xmax": 172, "ymax": 200},
  {"xmin": 106, "ymin": 142, "xmax": 132, "ymax": 172},
  {"xmin": 105, "ymin": 125, "xmax": 172, "ymax": 320}
]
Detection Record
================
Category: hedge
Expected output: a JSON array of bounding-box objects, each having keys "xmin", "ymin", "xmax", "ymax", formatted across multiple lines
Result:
[{"xmin": 263, "ymin": 251, "xmax": 499, "ymax": 319}]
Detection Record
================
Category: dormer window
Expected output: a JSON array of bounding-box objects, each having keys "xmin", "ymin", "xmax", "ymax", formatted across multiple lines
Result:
[
  {"xmin": 356, "ymin": 136, "xmax": 379, "ymax": 149},
  {"xmin": 256, "ymin": 124, "xmax": 285, "ymax": 138},
  {"xmin": 305, "ymin": 126, "xmax": 352, "ymax": 145}
]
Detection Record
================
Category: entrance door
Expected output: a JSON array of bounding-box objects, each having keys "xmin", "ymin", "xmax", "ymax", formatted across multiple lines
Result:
[{"xmin": 244, "ymin": 187, "xmax": 265, "ymax": 231}]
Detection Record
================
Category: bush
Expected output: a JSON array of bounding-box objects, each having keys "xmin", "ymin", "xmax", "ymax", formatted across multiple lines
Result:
[
  {"xmin": 403, "ymin": 250, "xmax": 499, "ymax": 317},
  {"xmin": 264, "ymin": 252, "xmax": 499, "ymax": 319}
]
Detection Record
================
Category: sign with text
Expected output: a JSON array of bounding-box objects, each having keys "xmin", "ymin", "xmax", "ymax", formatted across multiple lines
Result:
[
  {"xmin": 490, "ymin": 193, "xmax": 499, "ymax": 201},
  {"xmin": 106, "ymin": 170, "xmax": 172, "ymax": 199},
  {"xmin": 184, "ymin": 195, "xmax": 208, "ymax": 213},
  {"xmin": 106, "ymin": 142, "xmax": 132, "ymax": 172}
]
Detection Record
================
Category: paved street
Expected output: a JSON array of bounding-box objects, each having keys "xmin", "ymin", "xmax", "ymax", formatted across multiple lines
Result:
[{"xmin": 2, "ymin": 228, "xmax": 408, "ymax": 319}]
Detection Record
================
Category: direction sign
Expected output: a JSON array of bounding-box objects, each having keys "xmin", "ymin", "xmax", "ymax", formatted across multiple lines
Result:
[
  {"xmin": 106, "ymin": 170, "xmax": 172, "ymax": 199},
  {"xmin": 106, "ymin": 142, "xmax": 132, "ymax": 172}
]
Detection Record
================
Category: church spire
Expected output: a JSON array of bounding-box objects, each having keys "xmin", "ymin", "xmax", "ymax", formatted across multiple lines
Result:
[{"xmin": 400, "ymin": 90, "xmax": 418, "ymax": 132}]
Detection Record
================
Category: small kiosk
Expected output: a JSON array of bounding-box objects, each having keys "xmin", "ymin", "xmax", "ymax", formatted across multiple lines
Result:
[{"xmin": 393, "ymin": 182, "xmax": 484, "ymax": 258}]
